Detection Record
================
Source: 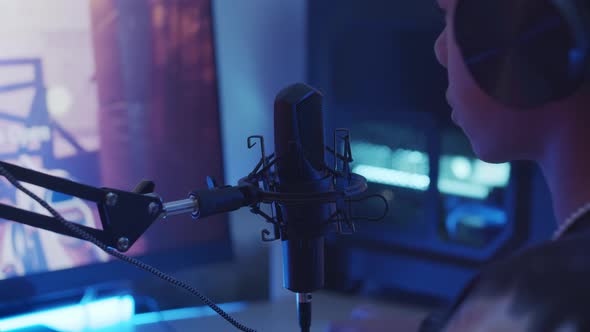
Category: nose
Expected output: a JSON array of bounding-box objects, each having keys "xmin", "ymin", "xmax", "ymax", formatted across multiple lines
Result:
[{"xmin": 434, "ymin": 29, "xmax": 448, "ymax": 69}]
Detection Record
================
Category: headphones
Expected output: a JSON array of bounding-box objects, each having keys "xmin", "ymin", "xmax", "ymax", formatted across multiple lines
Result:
[{"xmin": 454, "ymin": 0, "xmax": 590, "ymax": 109}]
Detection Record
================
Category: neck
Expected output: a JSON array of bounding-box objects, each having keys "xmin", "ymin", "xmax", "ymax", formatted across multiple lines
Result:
[{"xmin": 537, "ymin": 124, "xmax": 590, "ymax": 226}]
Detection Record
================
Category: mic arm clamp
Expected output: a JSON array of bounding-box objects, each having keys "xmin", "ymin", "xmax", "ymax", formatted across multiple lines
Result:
[{"xmin": 0, "ymin": 160, "xmax": 192, "ymax": 252}]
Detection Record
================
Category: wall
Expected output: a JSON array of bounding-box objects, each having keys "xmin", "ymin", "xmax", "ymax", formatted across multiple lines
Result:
[{"xmin": 212, "ymin": 0, "xmax": 307, "ymax": 300}]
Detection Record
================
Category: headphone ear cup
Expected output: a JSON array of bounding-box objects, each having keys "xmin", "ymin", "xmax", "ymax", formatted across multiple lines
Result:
[{"xmin": 454, "ymin": 0, "xmax": 585, "ymax": 109}]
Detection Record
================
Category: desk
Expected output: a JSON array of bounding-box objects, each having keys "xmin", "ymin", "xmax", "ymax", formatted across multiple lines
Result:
[{"xmin": 133, "ymin": 291, "xmax": 431, "ymax": 332}]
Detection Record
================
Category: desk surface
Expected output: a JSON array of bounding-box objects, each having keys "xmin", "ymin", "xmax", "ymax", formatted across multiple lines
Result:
[{"xmin": 133, "ymin": 291, "xmax": 431, "ymax": 332}]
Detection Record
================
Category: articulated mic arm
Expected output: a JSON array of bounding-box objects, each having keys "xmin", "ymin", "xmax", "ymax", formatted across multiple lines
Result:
[{"xmin": 0, "ymin": 160, "xmax": 259, "ymax": 252}]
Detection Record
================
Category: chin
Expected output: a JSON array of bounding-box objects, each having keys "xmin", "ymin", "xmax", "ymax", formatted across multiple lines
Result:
[{"xmin": 471, "ymin": 142, "xmax": 513, "ymax": 164}]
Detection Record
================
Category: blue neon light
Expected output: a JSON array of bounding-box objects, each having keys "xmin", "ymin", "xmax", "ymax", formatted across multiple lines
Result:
[
  {"xmin": 132, "ymin": 301, "xmax": 247, "ymax": 326},
  {"xmin": 350, "ymin": 141, "xmax": 510, "ymax": 199},
  {"xmin": 0, "ymin": 295, "xmax": 135, "ymax": 332},
  {"xmin": 353, "ymin": 164, "xmax": 491, "ymax": 199}
]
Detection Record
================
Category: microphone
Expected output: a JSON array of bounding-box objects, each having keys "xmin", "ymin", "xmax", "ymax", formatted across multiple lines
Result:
[
  {"xmin": 148, "ymin": 82, "xmax": 374, "ymax": 331},
  {"xmin": 274, "ymin": 83, "xmax": 335, "ymax": 332}
]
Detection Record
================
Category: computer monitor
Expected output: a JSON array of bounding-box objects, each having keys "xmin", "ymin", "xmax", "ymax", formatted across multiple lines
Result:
[{"xmin": 0, "ymin": 0, "xmax": 232, "ymax": 314}]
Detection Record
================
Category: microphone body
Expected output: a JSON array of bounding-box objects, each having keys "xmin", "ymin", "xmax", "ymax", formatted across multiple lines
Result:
[{"xmin": 274, "ymin": 83, "xmax": 334, "ymax": 294}]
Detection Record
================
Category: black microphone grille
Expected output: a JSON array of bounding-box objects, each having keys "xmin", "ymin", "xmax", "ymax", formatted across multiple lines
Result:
[
  {"xmin": 274, "ymin": 82, "xmax": 322, "ymax": 105},
  {"xmin": 274, "ymin": 83, "xmax": 325, "ymax": 172}
]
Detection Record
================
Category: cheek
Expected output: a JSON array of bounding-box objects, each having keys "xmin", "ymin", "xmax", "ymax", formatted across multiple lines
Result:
[
  {"xmin": 445, "ymin": 42, "xmax": 522, "ymax": 161},
  {"xmin": 445, "ymin": 25, "xmax": 490, "ymax": 112},
  {"xmin": 443, "ymin": 4, "xmax": 502, "ymax": 112},
  {"xmin": 444, "ymin": 18, "xmax": 514, "ymax": 151},
  {"xmin": 442, "ymin": 8, "xmax": 548, "ymax": 163}
]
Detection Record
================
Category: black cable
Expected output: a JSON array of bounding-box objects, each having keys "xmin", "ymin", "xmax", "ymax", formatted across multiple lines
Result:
[
  {"xmin": 298, "ymin": 301, "xmax": 311, "ymax": 332},
  {"xmin": 296, "ymin": 293, "xmax": 312, "ymax": 332},
  {"xmin": 0, "ymin": 164, "xmax": 257, "ymax": 332},
  {"xmin": 350, "ymin": 194, "xmax": 390, "ymax": 222}
]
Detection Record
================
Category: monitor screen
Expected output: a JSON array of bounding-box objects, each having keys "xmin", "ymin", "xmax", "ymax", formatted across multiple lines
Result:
[
  {"xmin": 0, "ymin": 0, "xmax": 231, "ymax": 307},
  {"xmin": 349, "ymin": 118, "xmax": 513, "ymax": 251},
  {"xmin": 324, "ymin": 111, "xmax": 515, "ymax": 258}
]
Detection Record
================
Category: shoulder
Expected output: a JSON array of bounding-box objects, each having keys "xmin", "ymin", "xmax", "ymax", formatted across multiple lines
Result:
[
  {"xmin": 477, "ymin": 233, "xmax": 590, "ymax": 292},
  {"xmin": 444, "ymin": 233, "xmax": 590, "ymax": 332}
]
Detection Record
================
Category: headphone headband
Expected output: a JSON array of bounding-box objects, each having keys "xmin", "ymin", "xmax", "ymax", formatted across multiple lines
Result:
[{"xmin": 454, "ymin": 0, "xmax": 590, "ymax": 109}]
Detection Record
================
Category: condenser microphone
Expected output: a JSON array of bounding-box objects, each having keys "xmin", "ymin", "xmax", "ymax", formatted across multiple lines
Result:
[{"xmin": 274, "ymin": 83, "xmax": 335, "ymax": 332}]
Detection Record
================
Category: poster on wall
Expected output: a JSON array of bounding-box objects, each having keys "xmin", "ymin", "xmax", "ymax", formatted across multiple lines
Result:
[{"xmin": 0, "ymin": 0, "xmax": 228, "ymax": 280}]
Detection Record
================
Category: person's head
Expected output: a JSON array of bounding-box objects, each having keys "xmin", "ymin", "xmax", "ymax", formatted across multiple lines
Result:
[{"xmin": 434, "ymin": 0, "xmax": 590, "ymax": 165}]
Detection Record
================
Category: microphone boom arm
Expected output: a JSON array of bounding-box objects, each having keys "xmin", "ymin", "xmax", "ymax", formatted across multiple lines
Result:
[
  {"xmin": 0, "ymin": 160, "xmax": 166, "ymax": 252},
  {"xmin": 0, "ymin": 160, "xmax": 263, "ymax": 252}
]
